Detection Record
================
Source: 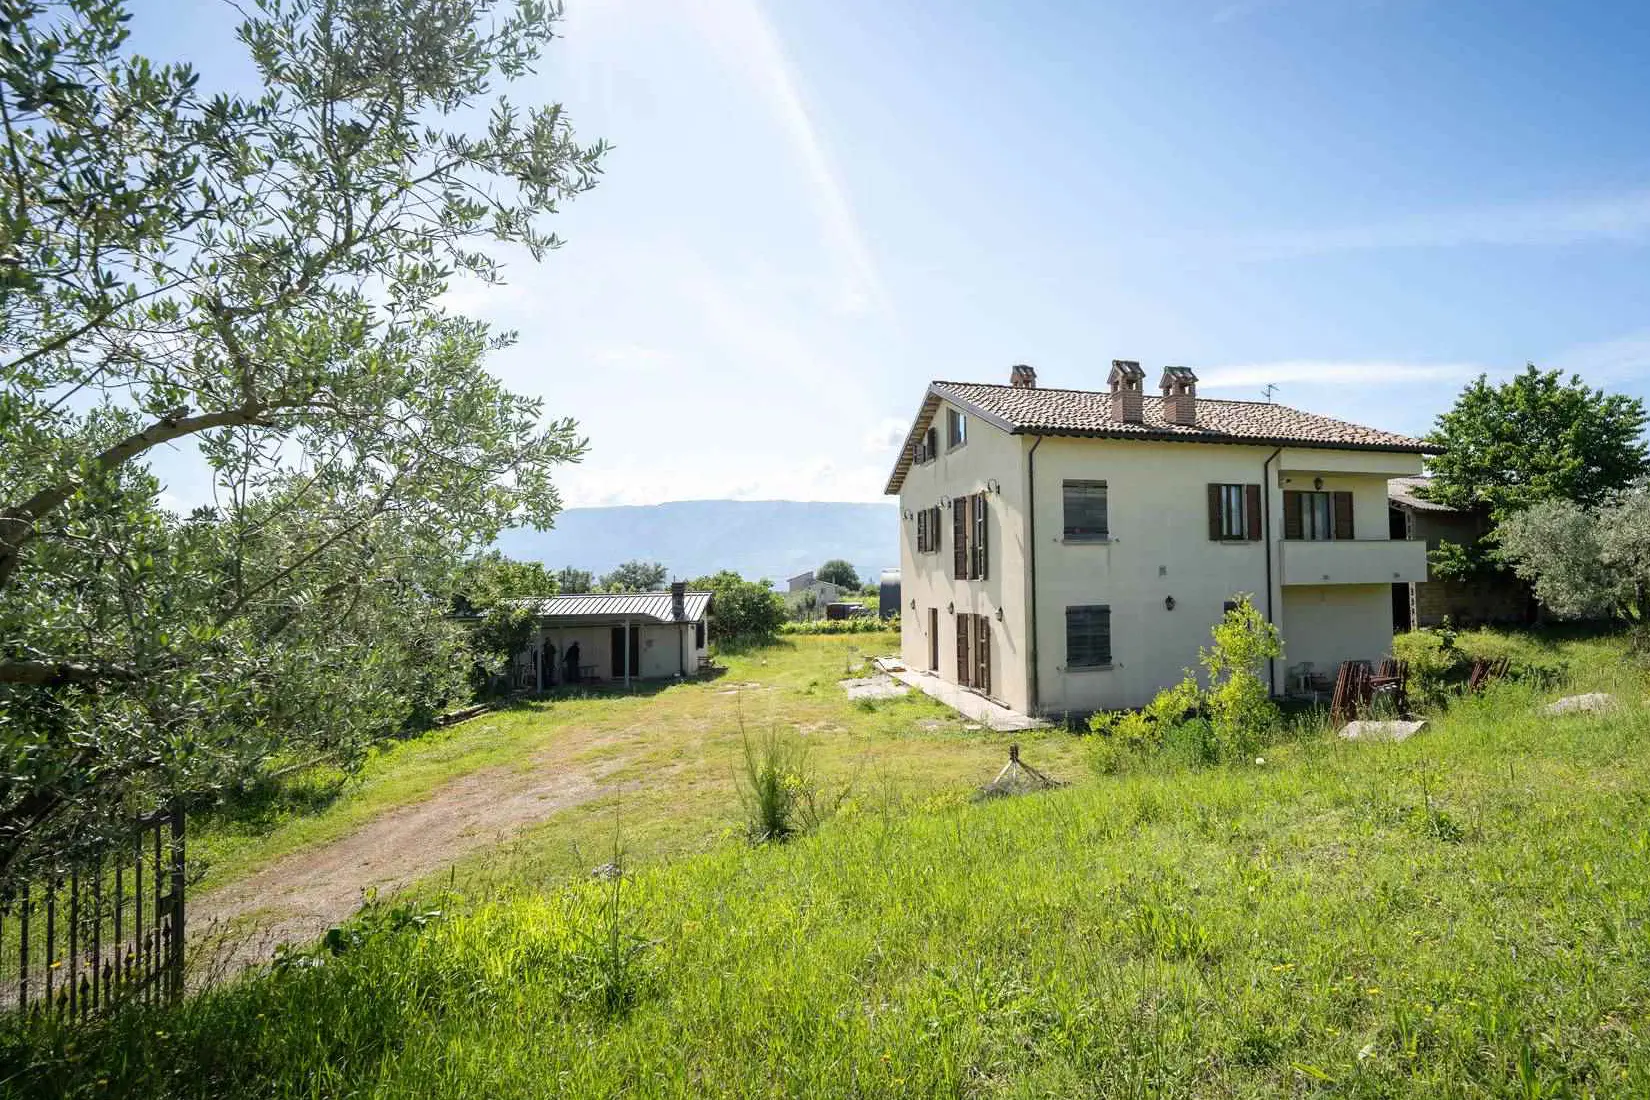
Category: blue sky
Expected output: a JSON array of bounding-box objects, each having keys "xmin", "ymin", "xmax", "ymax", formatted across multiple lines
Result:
[{"xmin": 134, "ymin": 0, "xmax": 1650, "ymax": 507}]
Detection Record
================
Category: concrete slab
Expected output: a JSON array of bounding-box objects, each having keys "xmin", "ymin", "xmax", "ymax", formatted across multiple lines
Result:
[
  {"xmin": 840, "ymin": 675, "xmax": 910, "ymax": 701},
  {"xmin": 1541, "ymin": 693, "xmax": 1617, "ymax": 716},
  {"xmin": 882, "ymin": 665, "xmax": 1048, "ymax": 732},
  {"xmin": 1339, "ymin": 719, "xmax": 1428, "ymax": 743}
]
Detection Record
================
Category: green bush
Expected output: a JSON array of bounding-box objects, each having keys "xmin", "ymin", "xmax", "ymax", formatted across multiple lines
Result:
[
  {"xmin": 737, "ymin": 730, "xmax": 829, "ymax": 843},
  {"xmin": 780, "ymin": 616, "xmax": 897, "ymax": 635},
  {"xmin": 1088, "ymin": 596, "xmax": 1280, "ymax": 766}
]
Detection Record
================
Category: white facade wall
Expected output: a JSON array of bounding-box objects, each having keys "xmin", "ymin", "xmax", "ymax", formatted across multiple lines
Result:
[
  {"xmin": 898, "ymin": 403, "xmax": 1029, "ymax": 709},
  {"xmin": 897, "ymin": 402, "xmax": 1423, "ymax": 716}
]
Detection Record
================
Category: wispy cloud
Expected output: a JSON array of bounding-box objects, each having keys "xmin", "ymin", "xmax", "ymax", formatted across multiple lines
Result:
[
  {"xmin": 1549, "ymin": 330, "xmax": 1650, "ymax": 384},
  {"xmin": 685, "ymin": 0, "xmax": 884, "ymax": 314},
  {"xmin": 1198, "ymin": 359, "xmax": 1483, "ymax": 390},
  {"xmin": 1240, "ymin": 188, "xmax": 1650, "ymax": 258}
]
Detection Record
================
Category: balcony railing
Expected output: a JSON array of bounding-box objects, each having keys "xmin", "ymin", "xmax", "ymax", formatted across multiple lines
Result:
[{"xmin": 1280, "ymin": 538, "xmax": 1428, "ymax": 586}]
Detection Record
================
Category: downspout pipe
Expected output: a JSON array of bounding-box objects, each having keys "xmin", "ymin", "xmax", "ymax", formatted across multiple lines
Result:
[
  {"xmin": 1261, "ymin": 446, "xmax": 1283, "ymax": 695},
  {"xmin": 1026, "ymin": 435, "xmax": 1044, "ymax": 714}
]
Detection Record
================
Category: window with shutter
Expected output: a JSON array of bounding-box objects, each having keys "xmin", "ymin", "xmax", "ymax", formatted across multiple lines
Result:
[
  {"xmin": 974, "ymin": 615, "xmax": 991, "ymax": 695},
  {"xmin": 1065, "ymin": 605, "xmax": 1112, "ymax": 668},
  {"xmin": 1332, "ymin": 491, "xmax": 1355, "ymax": 540},
  {"xmin": 1209, "ymin": 483, "xmax": 1249, "ymax": 539},
  {"xmin": 973, "ymin": 492, "xmax": 988, "ymax": 579},
  {"xmin": 955, "ymin": 613, "xmax": 971, "ymax": 685},
  {"xmin": 946, "ymin": 409, "xmax": 967, "ymax": 450},
  {"xmin": 1245, "ymin": 484, "xmax": 1263, "ymax": 541},
  {"xmin": 953, "ymin": 502, "xmax": 968, "ymax": 579},
  {"xmin": 1063, "ymin": 480, "xmax": 1108, "ymax": 541},
  {"xmin": 1286, "ymin": 491, "xmax": 1335, "ymax": 540}
]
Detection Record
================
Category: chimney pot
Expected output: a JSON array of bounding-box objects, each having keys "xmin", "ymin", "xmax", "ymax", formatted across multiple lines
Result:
[
  {"xmin": 1009, "ymin": 364, "xmax": 1037, "ymax": 388},
  {"xmin": 670, "ymin": 581, "xmax": 687, "ymax": 619},
  {"xmin": 1158, "ymin": 367, "xmax": 1199, "ymax": 426},
  {"xmin": 1108, "ymin": 360, "xmax": 1146, "ymax": 424}
]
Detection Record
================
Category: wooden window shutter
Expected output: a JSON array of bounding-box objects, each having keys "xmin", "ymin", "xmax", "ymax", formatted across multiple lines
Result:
[
  {"xmin": 1283, "ymin": 491, "xmax": 1304, "ymax": 540},
  {"xmin": 973, "ymin": 492, "xmax": 988, "ymax": 579},
  {"xmin": 1245, "ymin": 484, "xmax": 1262, "ymax": 541},
  {"xmin": 916, "ymin": 508, "xmax": 926, "ymax": 552},
  {"xmin": 976, "ymin": 615, "xmax": 991, "ymax": 695},
  {"xmin": 953, "ymin": 501, "xmax": 968, "ymax": 579},
  {"xmin": 1333, "ymin": 491, "xmax": 1355, "ymax": 540},
  {"xmin": 956, "ymin": 614, "xmax": 971, "ymax": 686},
  {"xmin": 1207, "ymin": 484, "xmax": 1223, "ymax": 540}
]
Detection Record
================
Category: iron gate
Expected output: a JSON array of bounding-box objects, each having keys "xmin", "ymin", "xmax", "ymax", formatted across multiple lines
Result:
[{"xmin": 1, "ymin": 805, "xmax": 185, "ymax": 1018}]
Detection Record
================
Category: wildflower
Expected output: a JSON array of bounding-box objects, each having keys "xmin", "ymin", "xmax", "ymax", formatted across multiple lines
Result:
[{"xmin": 1254, "ymin": 756, "xmax": 1265, "ymax": 765}]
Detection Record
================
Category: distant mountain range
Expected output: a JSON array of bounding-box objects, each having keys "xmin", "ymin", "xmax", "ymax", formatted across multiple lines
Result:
[{"xmin": 494, "ymin": 500, "xmax": 899, "ymax": 585}]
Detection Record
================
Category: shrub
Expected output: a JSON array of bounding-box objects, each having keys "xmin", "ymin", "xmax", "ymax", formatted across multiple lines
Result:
[
  {"xmin": 693, "ymin": 571, "xmax": 787, "ymax": 642},
  {"xmin": 1088, "ymin": 597, "xmax": 1280, "ymax": 765},
  {"xmin": 780, "ymin": 616, "xmax": 897, "ymax": 635},
  {"xmin": 738, "ymin": 730, "xmax": 829, "ymax": 843}
]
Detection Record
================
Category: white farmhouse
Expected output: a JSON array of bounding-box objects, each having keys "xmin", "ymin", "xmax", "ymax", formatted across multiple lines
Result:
[{"xmin": 885, "ymin": 362, "xmax": 1432, "ymax": 717}]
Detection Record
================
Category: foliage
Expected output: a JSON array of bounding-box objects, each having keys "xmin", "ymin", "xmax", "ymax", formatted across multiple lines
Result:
[
  {"xmin": 1088, "ymin": 596, "xmax": 1281, "ymax": 763},
  {"xmin": 599, "ymin": 561, "xmax": 668, "ymax": 592},
  {"xmin": 11, "ymin": 644, "xmax": 1650, "ymax": 1098},
  {"xmin": 1496, "ymin": 490, "xmax": 1650, "ymax": 621},
  {"xmin": 779, "ymin": 615, "xmax": 892, "ymax": 635},
  {"xmin": 1391, "ymin": 629, "xmax": 1459, "ymax": 706},
  {"xmin": 1422, "ymin": 366, "xmax": 1649, "ymax": 516},
  {"xmin": 815, "ymin": 559, "xmax": 860, "ymax": 590},
  {"xmin": 0, "ymin": 0, "xmax": 601, "ymax": 885},
  {"xmin": 1426, "ymin": 537, "xmax": 1510, "ymax": 584},
  {"xmin": 736, "ymin": 728, "xmax": 835, "ymax": 844},
  {"xmin": 692, "ymin": 570, "xmax": 785, "ymax": 642},
  {"xmin": 451, "ymin": 552, "xmax": 560, "ymax": 692},
  {"xmin": 554, "ymin": 566, "xmax": 594, "ymax": 594}
]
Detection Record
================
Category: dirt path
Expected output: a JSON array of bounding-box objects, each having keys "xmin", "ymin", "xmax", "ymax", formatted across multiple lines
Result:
[{"xmin": 191, "ymin": 762, "xmax": 605, "ymax": 977}]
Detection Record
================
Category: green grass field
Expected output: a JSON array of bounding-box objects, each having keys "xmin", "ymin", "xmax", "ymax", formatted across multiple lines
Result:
[{"xmin": 5, "ymin": 628, "xmax": 1650, "ymax": 1097}]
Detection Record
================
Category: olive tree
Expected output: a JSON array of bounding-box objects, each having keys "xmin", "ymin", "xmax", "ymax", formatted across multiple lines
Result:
[
  {"xmin": 1497, "ymin": 490, "xmax": 1650, "ymax": 623},
  {"xmin": 0, "ymin": 0, "xmax": 602, "ymax": 883}
]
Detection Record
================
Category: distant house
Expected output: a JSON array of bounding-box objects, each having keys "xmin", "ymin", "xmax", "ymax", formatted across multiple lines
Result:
[
  {"xmin": 1387, "ymin": 477, "xmax": 1533, "ymax": 629},
  {"xmin": 888, "ymin": 362, "xmax": 1434, "ymax": 716},
  {"xmin": 784, "ymin": 570, "xmax": 849, "ymax": 617},
  {"xmin": 510, "ymin": 582, "xmax": 713, "ymax": 689}
]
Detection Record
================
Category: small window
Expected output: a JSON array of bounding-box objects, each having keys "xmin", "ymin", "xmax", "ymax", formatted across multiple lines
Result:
[
  {"xmin": 1062, "ymin": 480, "xmax": 1108, "ymax": 541},
  {"xmin": 1065, "ymin": 605, "xmax": 1112, "ymax": 669},
  {"xmin": 915, "ymin": 505, "xmax": 942, "ymax": 553},
  {"xmin": 1216, "ymin": 484, "xmax": 1247, "ymax": 540},
  {"xmin": 946, "ymin": 408, "xmax": 967, "ymax": 450}
]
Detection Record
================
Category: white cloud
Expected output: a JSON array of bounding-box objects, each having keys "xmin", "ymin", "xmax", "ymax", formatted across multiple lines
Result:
[
  {"xmin": 1197, "ymin": 359, "xmax": 1483, "ymax": 390},
  {"xmin": 1241, "ymin": 188, "xmax": 1650, "ymax": 258},
  {"xmin": 863, "ymin": 416, "xmax": 909, "ymax": 454},
  {"xmin": 684, "ymin": 0, "xmax": 884, "ymax": 314}
]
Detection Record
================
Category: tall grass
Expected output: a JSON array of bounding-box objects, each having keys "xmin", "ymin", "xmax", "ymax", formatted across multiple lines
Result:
[{"xmin": 6, "ymin": 645, "xmax": 1650, "ymax": 1097}]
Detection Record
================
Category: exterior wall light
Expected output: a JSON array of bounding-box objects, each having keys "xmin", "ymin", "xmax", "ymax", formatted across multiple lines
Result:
[
  {"xmin": 995, "ymin": 607, "xmax": 1004, "ymax": 621},
  {"xmin": 902, "ymin": 508, "xmax": 914, "ymax": 520},
  {"xmin": 947, "ymin": 602, "xmax": 955, "ymax": 615},
  {"xmin": 1164, "ymin": 596, "xmax": 1176, "ymax": 611},
  {"xmin": 1313, "ymin": 477, "xmax": 1324, "ymax": 490},
  {"xmin": 909, "ymin": 598, "xmax": 916, "ymax": 610},
  {"xmin": 986, "ymin": 478, "xmax": 1001, "ymax": 494}
]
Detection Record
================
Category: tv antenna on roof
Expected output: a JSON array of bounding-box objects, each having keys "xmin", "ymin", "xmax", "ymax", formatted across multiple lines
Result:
[{"xmin": 1261, "ymin": 382, "xmax": 1279, "ymax": 403}]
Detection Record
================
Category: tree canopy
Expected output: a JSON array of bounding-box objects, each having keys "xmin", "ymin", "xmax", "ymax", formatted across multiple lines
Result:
[
  {"xmin": 600, "ymin": 560, "xmax": 668, "ymax": 592},
  {"xmin": 0, "ymin": 0, "xmax": 602, "ymax": 884},
  {"xmin": 692, "ymin": 571, "xmax": 784, "ymax": 642},
  {"xmin": 1497, "ymin": 490, "xmax": 1650, "ymax": 623},
  {"xmin": 555, "ymin": 566, "xmax": 595, "ymax": 594},
  {"xmin": 816, "ymin": 559, "xmax": 860, "ymax": 590},
  {"xmin": 1423, "ymin": 366, "xmax": 1649, "ymax": 515}
]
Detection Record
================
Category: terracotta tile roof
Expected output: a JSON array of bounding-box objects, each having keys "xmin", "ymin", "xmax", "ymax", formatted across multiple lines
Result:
[{"xmin": 885, "ymin": 381, "xmax": 1433, "ymax": 494}]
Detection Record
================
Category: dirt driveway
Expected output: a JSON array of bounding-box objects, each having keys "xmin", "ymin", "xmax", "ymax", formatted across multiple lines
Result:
[{"xmin": 191, "ymin": 761, "xmax": 606, "ymax": 977}]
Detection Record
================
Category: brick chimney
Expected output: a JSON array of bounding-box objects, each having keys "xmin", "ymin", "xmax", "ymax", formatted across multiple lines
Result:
[
  {"xmin": 1159, "ymin": 366, "xmax": 1198, "ymax": 426},
  {"xmin": 1107, "ymin": 360, "xmax": 1146, "ymax": 424},
  {"xmin": 670, "ymin": 580, "xmax": 686, "ymax": 620},
  {"xmin": 1009, "ymin": 364, "xmax": 1037, "ymax": 388}
]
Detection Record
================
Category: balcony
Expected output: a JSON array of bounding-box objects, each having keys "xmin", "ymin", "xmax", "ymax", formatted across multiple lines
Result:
[{"xmin": 1280, "ymin": 538, "xmax": 1428, "ymax": 587}]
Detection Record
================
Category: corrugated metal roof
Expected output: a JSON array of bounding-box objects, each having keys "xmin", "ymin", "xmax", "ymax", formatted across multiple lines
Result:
[{"xmin": 510, "ymin": 591, "xmax": 713, "ymax": 623}]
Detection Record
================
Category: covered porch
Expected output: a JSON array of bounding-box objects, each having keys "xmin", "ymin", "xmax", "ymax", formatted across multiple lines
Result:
[{"xmin": 511, "ymin": 586, "xmax": 713, "ymax": 691}]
